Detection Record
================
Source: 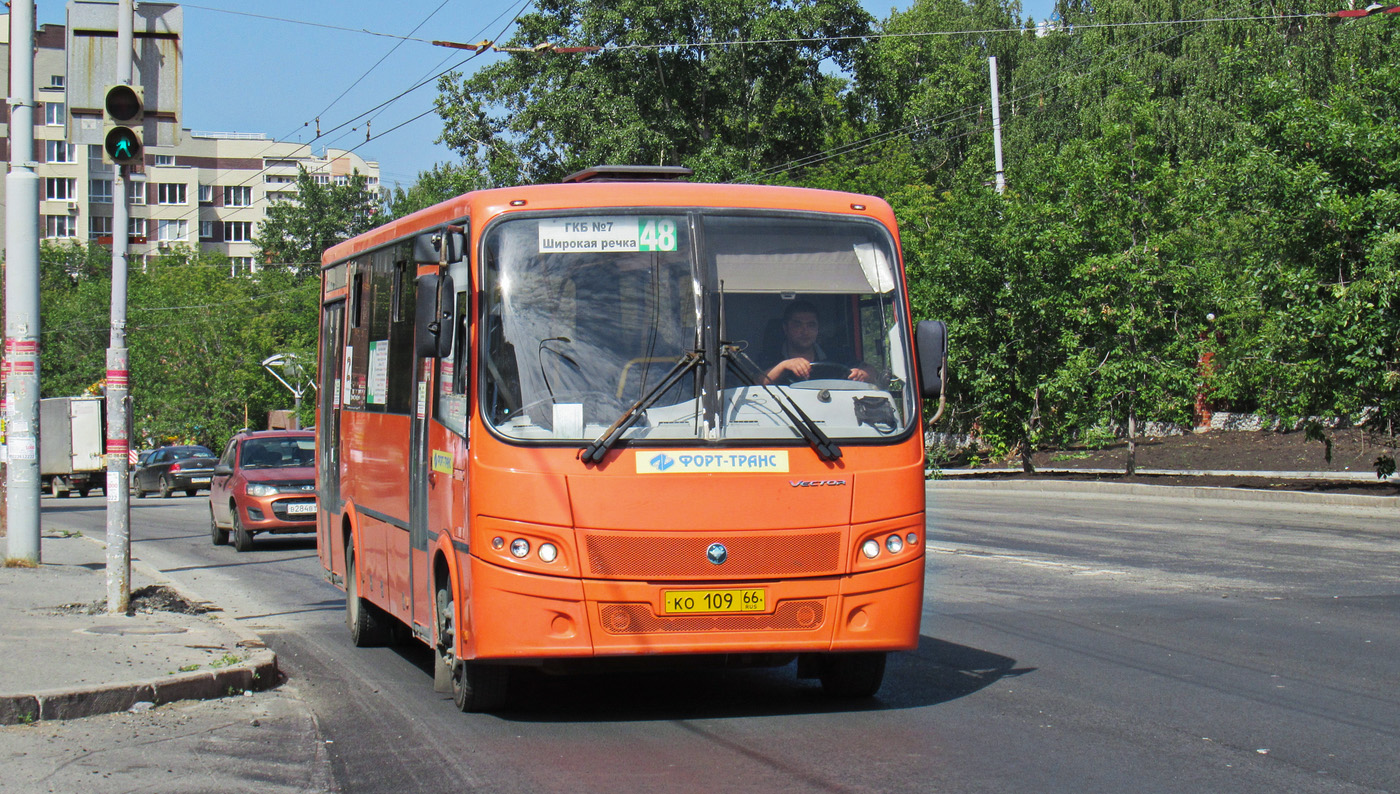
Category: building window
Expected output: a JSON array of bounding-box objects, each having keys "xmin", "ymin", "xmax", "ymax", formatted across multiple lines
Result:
[
  {"xmin": 90, "ymin": 179, "xmax": 113, "ymax": 204},
  {"xmin": 367, "ymin": 177, "xmax": 379, "ymax": 186},
  {"xmin": 153, "ymin": 154, "xmax": 175, "ymax": 166},
  {"xmin": 44, "ymin": 215, "xmax": 78, "ymax": 238},
  {"xmin": 198, "ymin": 184, "xmax": 213, "ymax": 203},
  {"xmin": 156, "ymin": 183, "xmax": 187, "ymax": 205},
  {"xmin": 265, "ymin": 174, "xmax": 295, "ymax": 184},
  {"xmin": 45, "ymin": 178, "xmax": 76, "ymax": 201},
  {"xmin": 45, "ymin": 141, "xmax": 76, "ymax": 163},
  {"xmin": 223, "ymin": 221, "xmax": 253, "ymax": 242},
  {"xmin": 230, "ymin": 256, "xmax": 255, "ymax": 272},
  {"xmin": 156, "ymin": 219, "xmax": 187, "ymax": 243},
  {"xmin": 263, "ymin": 159, "xmax": 298, "ymax": 168},
  {"xmin": 200, "ymin": 220, "xmax": 214, "ymax": 240},
  {"xmin": 128, "ymin": 182, "xmax": 146, "ymax": 205},
  {"xmin": 311, "ymin": 174, "xmax": 330, "ymax": 186},
  {"xmin": 50, "ymin": 75, "xmax": 65, "ymax": 89},
  {"xmin": 333, "ymin": 175, "xmax": 349, "ymax": 186},
  {"xmin": 44, "ymin": 102, "xmax": 65, "ymax": 126},
  {"xmin": 90, "ymin": 215, "xmax": 112, "ymax": 240},
  {"xmin": 223, "ymin": 185, "xmax": 252, "ymax": 207},
  {"xmin": 129, "ymin": 217, "xmax": 146, "ymax": 238}
]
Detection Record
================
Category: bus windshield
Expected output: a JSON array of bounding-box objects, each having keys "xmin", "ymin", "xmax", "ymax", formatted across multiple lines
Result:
[{"xmin": 481, "ymin": 212, "xmax": 915, "ymax": 445}]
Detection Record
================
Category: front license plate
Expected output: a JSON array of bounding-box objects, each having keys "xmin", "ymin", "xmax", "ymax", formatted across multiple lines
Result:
[
  {"xmin": 663, "ymin": 589, "xmax": 766, "ymax": 614},
  {"xmin": 285, "ymin": 502, "xmax": 317, "ymax": 515}
]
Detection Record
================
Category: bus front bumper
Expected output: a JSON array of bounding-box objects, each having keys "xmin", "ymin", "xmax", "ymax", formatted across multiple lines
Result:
[{"xmin": 461, "ymin": 554, "xmax": 925, "ymax": 661}]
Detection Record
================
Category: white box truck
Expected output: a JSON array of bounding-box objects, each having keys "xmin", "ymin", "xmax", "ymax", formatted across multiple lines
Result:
[{"xmin": 40, "ymin": 396, "xmax": 106, "ymax": 498}]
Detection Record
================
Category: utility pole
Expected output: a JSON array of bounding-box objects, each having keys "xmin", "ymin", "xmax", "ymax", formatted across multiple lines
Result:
[
  {"xmin": 106, "ymin": 0, "xmax": 135, "ymax": 614},
  {"xmin": 4, "ymin": 2, "xmax": 42, "ymax": 565},
  {"xmin": 989, "ymin": 56, "xmax": 1006, "ymax": 195}
]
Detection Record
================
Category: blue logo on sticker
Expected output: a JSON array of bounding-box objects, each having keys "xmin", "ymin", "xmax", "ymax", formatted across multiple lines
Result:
[{"xmin": 650, "ymin": 453, "xmax": 676, "ymax": 471}]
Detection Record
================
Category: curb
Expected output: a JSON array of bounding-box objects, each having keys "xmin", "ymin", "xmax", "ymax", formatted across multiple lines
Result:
[
  {"xmin": 0, "ymin": 649, "xmax": 277, "ymax": 725},
  {"xmin": 0, "ymin": 537, "xmax": 281, "ymax": 726},
  {"xmin": 927, "ymin": 477, "xmax": 1400, "ymax": 510}
]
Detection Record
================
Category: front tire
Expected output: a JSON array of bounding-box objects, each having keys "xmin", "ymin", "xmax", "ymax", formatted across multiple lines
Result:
[
  {"xmin": 232, "ymin": 513, "xmax": 254, "ymax": 552},
  {"xmin": 452, "ymin": 661, "xmax": 510, "ymax": 713},
  {"xmin": 818, "ymin": 652, "xmax": 887, "ymax": 698},
  {"xmin": 345, "ymin": 544, "xmax": 391, "ymax": 647}
]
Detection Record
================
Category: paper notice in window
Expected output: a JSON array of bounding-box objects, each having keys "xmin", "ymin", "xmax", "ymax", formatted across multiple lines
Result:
[{"xmin": 553, "ymin": 403, "xmax": 583, "ymax": 438}]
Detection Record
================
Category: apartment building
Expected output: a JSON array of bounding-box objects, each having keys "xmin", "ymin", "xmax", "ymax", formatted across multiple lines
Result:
[{"xmin": 1, "ymin": 19, "xmax": 380, "ymax": 270}]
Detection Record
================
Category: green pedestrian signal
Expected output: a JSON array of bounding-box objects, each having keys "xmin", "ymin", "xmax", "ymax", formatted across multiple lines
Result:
[{"xmin": 102, "ymin": 84, "xmax": 144, "ymax": 165}]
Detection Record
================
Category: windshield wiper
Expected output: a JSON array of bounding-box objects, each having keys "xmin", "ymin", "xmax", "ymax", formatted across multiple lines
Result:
[
  {"xmin": 581, "ymin": 351, "xmax": 703, "ymax": 464},
  {"xmin": 722, "ymin": 345, "xmax": 842, "ymax": 462}
]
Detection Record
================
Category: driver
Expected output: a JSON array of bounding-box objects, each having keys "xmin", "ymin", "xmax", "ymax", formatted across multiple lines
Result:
[{"xmin": 761, "ymin": 301, "xmax": 872, "ymax": 385}]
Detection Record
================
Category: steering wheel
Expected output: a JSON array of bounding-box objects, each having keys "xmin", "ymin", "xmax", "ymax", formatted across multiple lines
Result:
[{"xmin": 805, "ymin": 360, "xmax": 853, "ymax": 381}]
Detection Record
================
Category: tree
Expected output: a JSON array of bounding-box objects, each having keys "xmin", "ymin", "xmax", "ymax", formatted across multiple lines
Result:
[
  {"xmin": 385, "ymin": 161, "xmax": 485, "ymax": 220},
  {"xmin": 254, "ymin": 166, "xmax": 381, "ymax": 272},
  {"xmin": 434, "ymin": 0, "xmax": 873, "ymax": 185}
]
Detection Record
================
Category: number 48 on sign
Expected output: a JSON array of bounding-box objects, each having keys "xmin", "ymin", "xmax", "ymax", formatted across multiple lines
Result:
[{"xmin": 638, "ymin": 217, "xmax": 677, "ymax": 251}]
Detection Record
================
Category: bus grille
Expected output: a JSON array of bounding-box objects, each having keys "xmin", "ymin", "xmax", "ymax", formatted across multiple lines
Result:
[
  {"xmin": 582, "ymin": 531, "xmax": 842, "ymax": 579},
  {"xmin": 599, "ymin": 600, "xmax": 826, "ymax": 634}
]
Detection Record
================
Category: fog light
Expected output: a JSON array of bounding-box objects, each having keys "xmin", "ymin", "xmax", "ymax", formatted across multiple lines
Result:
[
  {"xmin": 862, "ymin": 539, "xmax": 881, "ymax": 559},
  {"xmin": 907, "ymin": 532, "xmax": 918, "ymax": 546},
  {"xmin": 538, "ymin": 543, "xmax": 558, "ymax": 563},
  {"xmin": 886, "ymin": 534, "xmax": 904, "ymax": 554},
  {"xmin": 492, "ymin": 536, "xmax": 505, "ymax": 550},
  {"xmin": 510, "ymin": 538, "xmax": 530, "ymax": 558}
]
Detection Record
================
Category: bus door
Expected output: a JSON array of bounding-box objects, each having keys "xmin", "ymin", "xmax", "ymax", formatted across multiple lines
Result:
[
  {"xmin": 318, "ymin": 298, "xmax": 345, "ymax": 573},
  {"xmin": 416, "ymin": 275, "xmax": 472, "ymax": 635}
]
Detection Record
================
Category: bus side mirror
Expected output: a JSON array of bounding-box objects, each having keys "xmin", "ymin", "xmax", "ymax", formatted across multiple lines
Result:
[
  {"xmin": 415, "ymin": 274, "xmax": 456, "ymax": 358},
  {"xmin": 413, "ymin": 228, "xmax": 465, "ymax": 264},
  {"xmin": 916, "ymin": 320, "xmax": 948, "ymax": 400}
]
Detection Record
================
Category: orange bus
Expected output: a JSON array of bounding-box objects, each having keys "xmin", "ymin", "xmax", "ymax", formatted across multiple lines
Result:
[{"xmin": 316, "ymin": 165, "xmax": 948, "ymax": 711}]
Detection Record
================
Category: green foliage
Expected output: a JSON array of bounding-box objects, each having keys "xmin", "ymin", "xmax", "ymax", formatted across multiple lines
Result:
[
  {"xmin": 32, "ymin": 243, "xmax": 318, "ymax": 449},
  {"xmin": 435, "ymin": 0, "xmax": 874, "ymax": 184},
  {"xmin": 385, "ymin": 161, "xmax": 485, "ymax": 220},
  {"xmin": 254, "ymin": 166, "xmax": 381, "ymax": 272}
]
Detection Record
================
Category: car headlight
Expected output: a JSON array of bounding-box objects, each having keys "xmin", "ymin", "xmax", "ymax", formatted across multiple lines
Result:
[{"xmin": 246, "ymin": 483, "xmax": 278, "ymax": 497}]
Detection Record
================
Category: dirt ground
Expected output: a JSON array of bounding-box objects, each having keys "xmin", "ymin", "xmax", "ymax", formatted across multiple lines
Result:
[{"xmin": 947, "ymin": 427, "xmax": 1400, "ymax": 497}]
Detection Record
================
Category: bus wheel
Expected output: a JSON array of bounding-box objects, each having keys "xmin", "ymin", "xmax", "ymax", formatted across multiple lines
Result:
[
  {"xmin": 452, "ymin": 660, "xmax": 510, "ymax": 713},
  {"xmin": 434, "ymin": 586, "xmax": 457, "ymax": 693},
  {"xmin": 818, "ymin": 652, "xmax": 887, "ymax": 698},
  {"xmin": 345, "ymin": 544, "xmax": 390, "ymax": 647}
]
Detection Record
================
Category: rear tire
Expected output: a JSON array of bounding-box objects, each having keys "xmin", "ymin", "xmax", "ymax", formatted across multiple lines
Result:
[
  {"xmin": 210, "ymin": 508, "xmax": 229, "ymax": 546},
  {"xmin": 434, "ymin": 587, "xmax": 455, "ymax": 694},
  {"xmin": 186, "ymin": 488, "xmax": 198, "ymax": 497},
  {"xmin": 51, "ymin": 477, "xmax": 69, "ymax": 498},
  {"xmin": 232, "ymin": 514, "xmax": 254, "ymax": 552},
  {"xmin": 159, "ymin": 475, "xmax": 174, "ymax": 499},
  {"xmin": 78, "ymin": 488, "xmax": 91, "ymax": 498},
  {"xmin": 345, "ymin": 544, "xmax": 391, "ymax": 647},
  {"xmin": 818, "ymin": 652, "xmax": 887, "ymax": 698}
]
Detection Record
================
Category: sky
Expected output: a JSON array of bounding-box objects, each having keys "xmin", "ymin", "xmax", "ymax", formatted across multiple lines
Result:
[{"xmin": 29, "ymin": 0, "xmax": 1055, "ymax": 190}]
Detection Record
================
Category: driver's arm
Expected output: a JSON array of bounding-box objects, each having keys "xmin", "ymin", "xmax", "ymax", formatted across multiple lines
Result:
[{"xmin": 763, "ymin": 357, "xmax": 811, "ymax": 385}]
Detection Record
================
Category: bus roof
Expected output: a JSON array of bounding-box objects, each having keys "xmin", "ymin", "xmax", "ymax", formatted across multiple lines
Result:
[{"xmin": 322, "ymin": 180, "xmax": 897, "ymax": 267}]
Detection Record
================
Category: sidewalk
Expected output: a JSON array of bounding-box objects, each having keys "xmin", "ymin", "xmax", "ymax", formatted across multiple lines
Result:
[{"xmin": 0, "ymin": 529, "xmax": 277, "ymax": 725}]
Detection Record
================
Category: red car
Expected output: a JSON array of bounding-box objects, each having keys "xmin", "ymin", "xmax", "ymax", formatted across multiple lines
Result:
[{"xmin": 209, "ymin": 429, "xmax": 317, "ymax": 552}]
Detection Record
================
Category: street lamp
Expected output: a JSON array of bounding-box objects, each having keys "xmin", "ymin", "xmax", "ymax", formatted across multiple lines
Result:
[{"xmin": 261, "ymin": 353, "xmax": 312, "ymax": 430}]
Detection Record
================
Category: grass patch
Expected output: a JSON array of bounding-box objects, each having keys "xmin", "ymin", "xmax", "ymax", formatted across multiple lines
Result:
[
  {"xmin": 4, "ymin": 558, "xmax": 39, "ymax": 569},
  {"xmin": 1050, "ymin": 451, "xmax": 1093, "ymax": 462}
]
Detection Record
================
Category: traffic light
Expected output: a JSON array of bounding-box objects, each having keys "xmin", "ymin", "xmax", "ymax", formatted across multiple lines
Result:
[{"xmin": 103, "ymin": 84, "xmax": 144, "ymax": 165}]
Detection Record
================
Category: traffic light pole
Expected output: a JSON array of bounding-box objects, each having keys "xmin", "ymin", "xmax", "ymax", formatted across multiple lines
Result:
[
  {"xmin": 4, "ymin": 2, "xmax": 42, "ymax": 565},
  {"xmin": 105, "ymin": 0, "xmax": 134, "ymax": 614}
]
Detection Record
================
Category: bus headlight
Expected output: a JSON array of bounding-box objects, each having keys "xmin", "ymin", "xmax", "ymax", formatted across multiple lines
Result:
[
  {"xmin": 862, "ymin": 539, "xmax": 881, "ymax": 559},
  {"xmin": 538, "ymin": 543, "xmax": 558, "ymax": 563},
  {"xmin": 510, "ymin": 539, "xmax": 530, "ymax": 558},
  {"xmin": 886, "ymin": 534, "xmax": 904, "ymax": 554}
]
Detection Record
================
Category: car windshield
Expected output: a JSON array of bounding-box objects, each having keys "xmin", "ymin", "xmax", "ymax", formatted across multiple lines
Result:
[
  {"xmin": 480, "ymin": 212, "xmax": 915, "ymax": 444},
  {"xmin": 241, "ymin": 437, "xmax": 314, "ymax": 469}
]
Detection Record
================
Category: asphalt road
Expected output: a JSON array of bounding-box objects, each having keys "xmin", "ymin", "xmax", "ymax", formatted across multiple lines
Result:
[{"xmin": 23, "ymin": 485, "xmax": 1400, "ymax": 794}]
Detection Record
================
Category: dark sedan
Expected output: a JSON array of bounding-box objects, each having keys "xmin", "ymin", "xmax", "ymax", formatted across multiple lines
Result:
[{"xmin": 132, "ymin": 445, "xmax": 218, "ymax": 498}]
